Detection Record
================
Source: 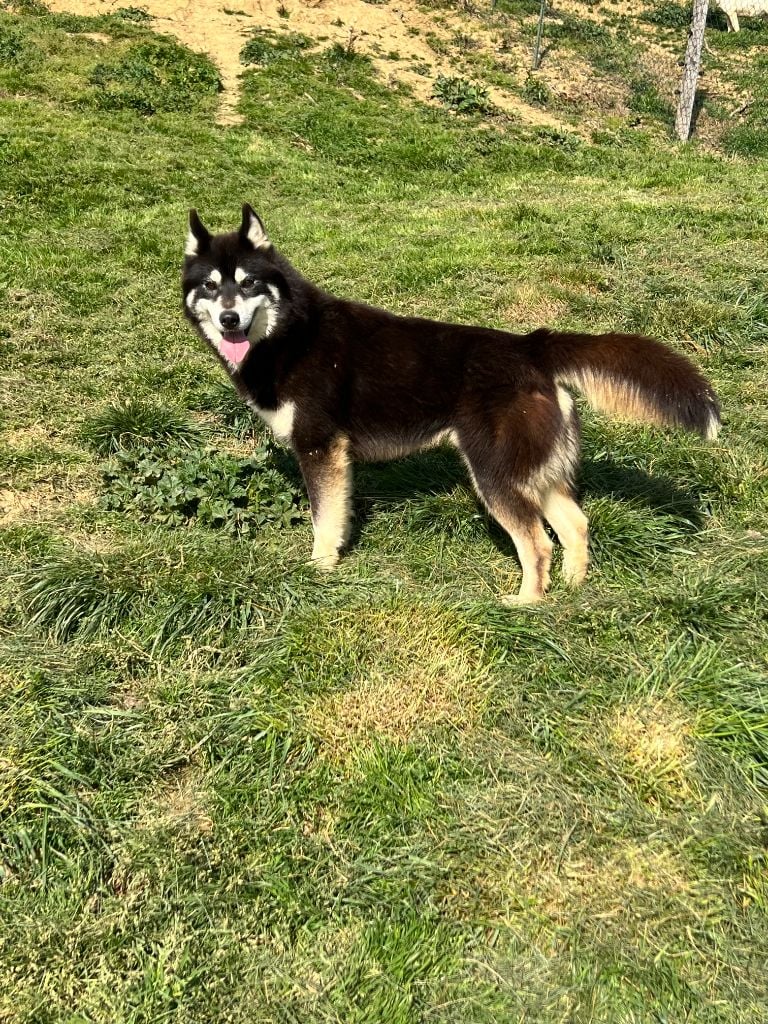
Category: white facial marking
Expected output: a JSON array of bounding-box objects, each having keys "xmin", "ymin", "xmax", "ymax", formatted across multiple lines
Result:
[
  {"xmin": 199, "ymin": 319, "xmax": 222, "ymax": 346},
  {"xmin": 189, "ymin": 272, "xmax": 282, "ymax": 367},
  {"xmin": 248, "ymin": 292, "xmax": 280, "ymax": 342},
  {"xmin": 195, "ymin": 291, "xmax": 258, "ymax": 333}
]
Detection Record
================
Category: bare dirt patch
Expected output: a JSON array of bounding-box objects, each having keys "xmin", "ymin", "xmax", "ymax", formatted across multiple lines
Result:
[
  {"xmin": 44, "ymin": 0, "xmax": 572, "ymax": 128},
  {"xmin": 0, "ymin": 481, "xmax": 96, "ymax": 526},
  {"xmin": 77, "ymin": 29, "xmax": 111, "ymax": 42}
]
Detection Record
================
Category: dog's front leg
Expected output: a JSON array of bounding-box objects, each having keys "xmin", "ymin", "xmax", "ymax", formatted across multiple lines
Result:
[{"xmin": 296, "ymin": 435, "xmax": 353, "ymax": 570}]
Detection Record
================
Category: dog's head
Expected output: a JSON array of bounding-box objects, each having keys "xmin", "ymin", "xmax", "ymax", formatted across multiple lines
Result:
[{"xmin": 182, "ymin": 204, "xmax": 283, "ymax": 370}]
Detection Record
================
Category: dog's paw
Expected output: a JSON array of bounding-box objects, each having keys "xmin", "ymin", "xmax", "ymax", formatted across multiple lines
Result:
[
  {"xmin": 562, "ymin": 556, "xmax": 588, "ymax": 587},
  {"xmin": 500, "ymin": 591, "xmax": 544, "ymax": 607},
  {"xmin": 311, "ymin": 550, "xmax": 339, "ymax": 572}
]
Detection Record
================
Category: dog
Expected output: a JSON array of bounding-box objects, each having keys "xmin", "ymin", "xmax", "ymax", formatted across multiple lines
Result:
[{"xmin": 182, "ymin": 205, "xmax": 720, "ymax": 604}]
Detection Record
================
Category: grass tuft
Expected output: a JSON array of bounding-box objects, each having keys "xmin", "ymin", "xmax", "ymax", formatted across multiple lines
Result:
[
  {"xmin": 81, "ymin": 398, "xmax": 203, "ymax": 453},
  {"xmin": 16, "ymin": 548, "xmax": 146, "ymax": 641},
  {"xmin": 432, "ymin": 73, "xmax": 493, "ymax": 113}
]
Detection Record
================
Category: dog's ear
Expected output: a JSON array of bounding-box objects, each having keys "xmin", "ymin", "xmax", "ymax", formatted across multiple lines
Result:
[
  {"xmin": 185, "ymin": 209, "xmax": 211, "ymax": 257},
  {"xmin": 240, "ymin": 203, "xmax": 271, "ymax": 250}
]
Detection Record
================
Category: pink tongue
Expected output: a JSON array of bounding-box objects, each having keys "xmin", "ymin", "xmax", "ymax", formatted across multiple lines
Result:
[{"xmin": 219, "ymin": 333, "xmax": 250, "ymax": 366}]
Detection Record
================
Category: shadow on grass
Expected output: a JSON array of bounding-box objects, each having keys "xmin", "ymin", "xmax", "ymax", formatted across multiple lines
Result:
[
  {"xmin": 580, "ymin": 456, "xmax": 704, "ymax": 529},
  {"xmin": 333, "ymin": 445, "xmax": 704, "ymax": 555},
  {"xmin": 690, "ymin": 87, "xmax": 709, "ymax": 139}
]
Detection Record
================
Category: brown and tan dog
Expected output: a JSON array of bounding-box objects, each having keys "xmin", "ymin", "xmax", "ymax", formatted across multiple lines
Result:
[{"xmin": 182, "ymin": 205, "xmax": 720, "ymax": 604}]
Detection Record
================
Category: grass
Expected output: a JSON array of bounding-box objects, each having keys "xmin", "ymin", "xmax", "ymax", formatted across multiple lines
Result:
[{"xmin": 1, "ymin": 2, "xmax": 768, "ymax": 1021}]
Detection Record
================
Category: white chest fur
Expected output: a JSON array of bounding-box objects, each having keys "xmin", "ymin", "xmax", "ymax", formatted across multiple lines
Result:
[{"xmin": 246, "ymin": 399, "xmax": 296, "ymax": 442}]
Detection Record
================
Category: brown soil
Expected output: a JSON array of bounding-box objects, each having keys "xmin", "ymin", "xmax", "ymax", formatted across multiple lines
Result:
[{"xmin": 45, "ymin": 0, "xmax": 572, "ymax": 128}]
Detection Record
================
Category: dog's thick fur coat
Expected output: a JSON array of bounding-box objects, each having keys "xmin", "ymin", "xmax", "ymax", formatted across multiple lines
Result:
[{"xmin": 182, "ymin": 206, "xmax": 721, "ymax": 603}]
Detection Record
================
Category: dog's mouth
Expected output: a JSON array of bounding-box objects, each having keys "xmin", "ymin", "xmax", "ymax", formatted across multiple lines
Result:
[{"xmin": 219, "ymin": 330, "xmax": 251, "ymax": 367}]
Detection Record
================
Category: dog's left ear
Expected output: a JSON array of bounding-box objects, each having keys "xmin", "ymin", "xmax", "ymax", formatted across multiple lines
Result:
[{"xmin": 240, "ymin": 203, "xmax": 271, "ymax": 251}]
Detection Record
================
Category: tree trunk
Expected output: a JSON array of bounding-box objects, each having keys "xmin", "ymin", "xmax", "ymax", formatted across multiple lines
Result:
[{"xmin": 674, "ymin": 0, "xmax": 709, "ymax": 141}]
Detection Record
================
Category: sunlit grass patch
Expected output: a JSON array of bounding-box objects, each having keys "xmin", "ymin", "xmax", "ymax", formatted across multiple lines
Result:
[
  {"xmin": 283, "ymin": 601, "xmax": 492, "ymax": 693},
  {"xmin": 2, "ymin": 1, "xmax": 768, "ymax": 1018},
  {"xmin": 589, "ymin": 697, "xmax": 697, "ymax": 805},
  {"xmin": 305, "ymin": 643, "xmax": 490, "ymax": 753},
  {"xmin": 89, "ymin": 38, "xmax": 221, "ymax": 115}
]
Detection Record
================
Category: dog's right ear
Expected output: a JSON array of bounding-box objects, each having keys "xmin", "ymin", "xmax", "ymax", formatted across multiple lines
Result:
[
  {"xmin": 239, "ymin": 203, "xmax": 271, "ymax": 251},
  {"xmin": 185, "ymin": 209, "xmax": 211, "ymax": 257}
]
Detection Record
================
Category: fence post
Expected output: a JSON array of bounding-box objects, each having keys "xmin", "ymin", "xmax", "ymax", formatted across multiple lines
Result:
[
  {"xmin": 674, "ymin": 0, "xmax": 710, "ymax": 141},
  {"xmin": 532, "ymin": 0, "xmax": 546, "ymax": 70}
]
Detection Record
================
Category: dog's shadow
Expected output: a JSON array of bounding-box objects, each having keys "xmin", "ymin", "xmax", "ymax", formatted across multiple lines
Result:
[
  {"xmin": 349, "ymin": 448, "xmax": 704, "ymax": 556},
  {"xmin": 271, "ymin": 444, "xmax": 704, "ymax": 555}
]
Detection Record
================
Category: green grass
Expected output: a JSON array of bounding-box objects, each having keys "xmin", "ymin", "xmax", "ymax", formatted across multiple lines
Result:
[{"xmin": 2, "ymin": 3, "xmax": 768, "ymax": 1022}]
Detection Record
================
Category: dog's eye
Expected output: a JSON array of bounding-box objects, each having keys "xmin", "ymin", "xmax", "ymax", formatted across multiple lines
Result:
[
  {"xmin": 241, "ymin": 276, "xmax": 257, "ymax": 290},
  {"xmin": 203, "ymin": 279, "xmax": 218, "ymax": 292}
]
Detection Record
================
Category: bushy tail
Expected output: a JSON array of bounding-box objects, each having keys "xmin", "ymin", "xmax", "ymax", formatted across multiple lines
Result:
[{"xmin": 535, "ymin": 329, "xmax": 721, "ymax": 439}]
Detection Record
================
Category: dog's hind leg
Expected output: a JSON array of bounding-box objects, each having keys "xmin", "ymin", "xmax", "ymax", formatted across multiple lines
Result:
[
  {"xmin": 492, "ymin": 502, "xmax": 553, "ymax": 606},
  {"xmin": 461, "ymin": 456, "xmax": 553, "ymax": 604},
  {"xmin": 455, "ymin": 387, "xmax": 571, "ymax": 604},
  {"xmin": 542, "ymin": 483, "xmax": 589, "ymax": 586},
  {"xmin": 297, "ymin": 434, "xmax": 353, "ymax": 570}
]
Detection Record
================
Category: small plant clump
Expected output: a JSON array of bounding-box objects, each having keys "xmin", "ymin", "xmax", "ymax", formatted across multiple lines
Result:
[
  {"xmin": 89, "ymin": 40, "xmax": 220, "ymax": 114},
  {"xmin": 240, "ymin": 29, "xmax": 311, "ymax": 66},
  {"xmin": 432, "ymin": 73, "xmax": 493, "ymax": 114},
  {"xmin": 101, "ymin": 441, "xmax": 306, "ymax": 533},
  {"xmin": 113, "ymin": 6, "xmax": 151, "ymax": 22},
  {"xmin": 0, "ymin": 0, "xmax": 48, "ymax": 13},
  {"xmin": 534, "ymin": 125, "xmax": 582, "ymax": 150},
  {"xmin": 642, "ymin": 2, "xmax": 690, "ymax": 28},
  {"xmin": 523, "ymin": 72, "xmax": 551, "ymax": 107},
  {"xmin": 0, "ymin": 22, "xmax": 37, "ymax": 67}
]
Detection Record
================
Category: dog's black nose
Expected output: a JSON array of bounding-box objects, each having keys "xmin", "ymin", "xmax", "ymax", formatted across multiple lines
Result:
[{"xmin": 220, "ymin": 311, "xmax": 240, "ymax": 330}]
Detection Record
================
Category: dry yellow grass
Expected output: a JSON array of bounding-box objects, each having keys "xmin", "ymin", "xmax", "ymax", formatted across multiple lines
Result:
[
  {"xmin": 606, "ymin": 698, "xmax": 696, "ymax": 802},
  {"xmin": 304, "ymin": 608, "xmax": 491, "ymax": 755}
]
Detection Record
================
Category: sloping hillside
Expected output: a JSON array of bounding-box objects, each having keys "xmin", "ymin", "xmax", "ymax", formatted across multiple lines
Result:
[{"xmin": 42, "ymin": 0, "xmax": 768, "ymax": 149}]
